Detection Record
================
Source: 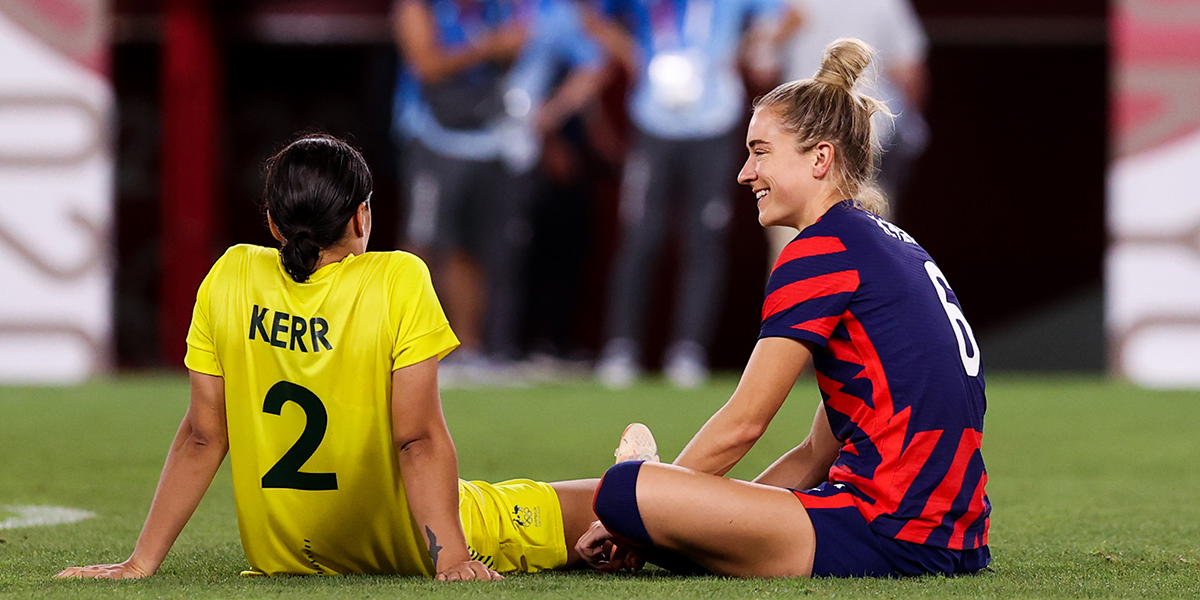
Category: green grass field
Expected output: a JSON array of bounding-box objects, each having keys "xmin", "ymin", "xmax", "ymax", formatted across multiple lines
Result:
[{"xmin": 2, "ymin": 374, "xmax": 1199, "ymax": 599}]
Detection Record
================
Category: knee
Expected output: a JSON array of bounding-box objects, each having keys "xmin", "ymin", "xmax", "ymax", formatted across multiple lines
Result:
[{"xmin": 593, "ymin": 460, "xmax": 652, "ymax": 546}]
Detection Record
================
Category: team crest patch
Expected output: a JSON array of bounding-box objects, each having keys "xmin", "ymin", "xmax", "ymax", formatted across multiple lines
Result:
[{"xmin": 511, "ymin": 504, "xmax": 541, "ymax": 528}]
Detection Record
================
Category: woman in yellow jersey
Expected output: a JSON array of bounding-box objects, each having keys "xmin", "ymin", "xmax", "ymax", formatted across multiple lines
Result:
[{"xmin": 56, "ymin": 134, "xmax": 602, "ymax": 582}]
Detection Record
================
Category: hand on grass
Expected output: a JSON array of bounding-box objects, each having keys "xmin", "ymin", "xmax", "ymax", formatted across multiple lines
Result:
[
  {"xmin": 607, "ymin": 541, "xmax": 645, "ymax": 573},
  {"xmin": 576, "ymin": 520, "xmax": 643, "ymax": 574},
  {"xmin": 55, "ymin": 560, "xmax": 153, "ymax": 580},
  {"xmin": 435, "ymin": 559, "xmax": 503, "ymax": 581}
]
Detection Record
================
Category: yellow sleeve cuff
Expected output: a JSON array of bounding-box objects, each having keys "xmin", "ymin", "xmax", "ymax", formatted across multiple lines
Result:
[
  {"xmin": 392, "ymin": 323, "xmax": 460, "ymax": 371},
  {"xmin": 184, "ymin": 344, "xmax": 223, "ymax": 377}
]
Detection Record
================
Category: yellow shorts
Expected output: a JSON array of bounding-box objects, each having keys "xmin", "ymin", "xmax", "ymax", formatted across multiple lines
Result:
[{"xmin": 458, "ymin": 479, "xmax": 568, "ymax": 573}]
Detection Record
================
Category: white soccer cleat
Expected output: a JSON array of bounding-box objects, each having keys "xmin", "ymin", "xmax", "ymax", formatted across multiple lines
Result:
[{"xmin": 615, "ymin": 423, "xmax": 659, "ymax": 464}]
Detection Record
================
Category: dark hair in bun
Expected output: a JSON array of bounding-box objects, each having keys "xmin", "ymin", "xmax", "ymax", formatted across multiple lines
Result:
[{"xmin": 263, "ymin": 133, "xmax": 372, "ymax": 282}]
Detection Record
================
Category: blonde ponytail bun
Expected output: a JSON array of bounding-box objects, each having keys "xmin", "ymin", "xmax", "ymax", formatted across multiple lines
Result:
[
  {"xmin": 754, "ymin": 37, "xmax": 892, "ymax": 216},
  {"xmin": 814, "ymin": 38, "xmax": 874, "ymax": 91}
]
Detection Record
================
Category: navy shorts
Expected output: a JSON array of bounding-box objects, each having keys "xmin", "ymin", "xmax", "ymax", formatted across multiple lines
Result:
[{"xmin": 793, "ymin": 482, "xmax": 991, "ymax": 578}]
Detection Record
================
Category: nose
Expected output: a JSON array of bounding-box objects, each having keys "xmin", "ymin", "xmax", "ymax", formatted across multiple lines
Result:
[{"xmin": 737, "ymin": 153, "xmax": 755, "ymax": 186}]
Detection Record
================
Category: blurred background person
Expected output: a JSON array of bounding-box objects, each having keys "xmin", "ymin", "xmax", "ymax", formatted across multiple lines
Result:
[
  {"xmin": 75, "ymin": 1, "xmax": 1108, "ymax": 382},
  {"xmin": 592, "ymin": 0, "xmax": 800, "ymax": 389},
  {"xmin": 765, "ymin": 0, "xmax": 929, "ymax": 264},
  {"xmin": 393, "ymin": 0, "xmax": 607, "ymax": 377}
]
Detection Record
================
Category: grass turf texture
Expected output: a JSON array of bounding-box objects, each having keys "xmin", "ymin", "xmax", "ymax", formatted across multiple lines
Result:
[{"xmin": 1, "ymin": 375, "xmax": 1198, "ymax": 599}]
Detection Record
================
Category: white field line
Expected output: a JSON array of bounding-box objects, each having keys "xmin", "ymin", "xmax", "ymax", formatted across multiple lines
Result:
[{"xmin": 0, "ymin": 505, "xmax": 95, "ymax": 530}]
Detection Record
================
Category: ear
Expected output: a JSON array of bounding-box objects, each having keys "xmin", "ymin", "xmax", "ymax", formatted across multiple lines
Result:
[
  {"xmin": 352, "ymin": 201, "xmax": 370, "ymax": 238},
  {"xmin": 266, "ymin": 211, "xmax": 284, "ymax": 243},
  {"xmin": 811, "ymin": 141, "xmax": 835, "ymax": 179}
]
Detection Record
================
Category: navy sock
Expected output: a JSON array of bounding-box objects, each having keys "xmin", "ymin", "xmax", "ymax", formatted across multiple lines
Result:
[{"xmin": 593, "ymin": 460, "xmax": 652, "ymax": 545}]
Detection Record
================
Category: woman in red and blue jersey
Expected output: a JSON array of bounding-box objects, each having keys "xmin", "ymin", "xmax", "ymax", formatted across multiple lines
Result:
[{"xmin": 577, "ymin": 38, "xmax": 991, "ymax": 578}]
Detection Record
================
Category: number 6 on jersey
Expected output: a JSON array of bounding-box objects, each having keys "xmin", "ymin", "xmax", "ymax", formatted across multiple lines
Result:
[{"xmin": 924, "ymin": 261, "xmax": 981, "ymax": 377}]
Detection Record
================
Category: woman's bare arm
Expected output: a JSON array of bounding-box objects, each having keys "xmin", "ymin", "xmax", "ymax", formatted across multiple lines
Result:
[
  {"xmin": 56, "ymin": 371, "xmax": 229, "ymax": 579},
  {"xmin": 395, "ymin": 0, "xmax": 526, "ymax": 84},
  {"xmin": 391, "ymin": 357, "xmax": 500, "ymax": 581},
  {"xmin": 536, "ymin": 65, "xmax": 609, "ymax": 134},
  {"xmin": 753, "ymin": 402, "xmax": 841, "ymax": 489},
  {"xmin": 673, "ymin": 337, "xmax": 811, "ymax": 476},
  {"xmin": 581, "ymin": 7, "xmax": 639, "ymax": 79}
]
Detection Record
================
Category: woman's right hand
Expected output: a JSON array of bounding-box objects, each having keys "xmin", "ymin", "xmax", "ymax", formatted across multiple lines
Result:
[
  {"xmin": 435, "ymin": 559, "xmax": 504, "ymax": 581},
  {"xmin": 55, "ymin": 559, "xmax": 154, "ymax": 580},
  {"xmin": 576, "ymin": 520, "xmax": 644, "ymax": 573}
]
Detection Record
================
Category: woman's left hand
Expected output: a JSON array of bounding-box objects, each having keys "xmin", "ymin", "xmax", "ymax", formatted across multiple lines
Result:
[
  {"xmin": 576, "ymin": 520, "xmax": 644, "ymax": 573},
  {"xmin": 435, "ymin": 559, "xmax": 504, "ymax": 581},
  {"xmin": 55, "ymin": 560, "xmax": 153, "ymax": 580}
]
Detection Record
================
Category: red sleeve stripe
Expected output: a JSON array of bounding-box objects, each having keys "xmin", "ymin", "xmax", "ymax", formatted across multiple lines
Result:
[
  {"xmin": 791, "ymin": 315, "xmax": 840, "ymax": 339},
  {"xmin": 762, "ymin": 270, "xmax": 860, "ymax": 320},
  {"xmin": 792, "ymin": 490, "xmax": 857, "ymax": 510},
  {"xmin": 772, "ymin": 236, "xmax": 847, "ymax": 272}
]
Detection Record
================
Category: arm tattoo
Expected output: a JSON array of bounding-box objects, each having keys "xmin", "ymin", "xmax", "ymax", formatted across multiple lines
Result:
[{"xmin": 425, "ymin": 526, "xmax": 443, "ymax": 568}]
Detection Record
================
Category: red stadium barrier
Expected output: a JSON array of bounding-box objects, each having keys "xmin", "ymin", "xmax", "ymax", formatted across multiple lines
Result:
[{"xmin": 160, "ymin": 0, "xmax": 220, "ymax": 367}]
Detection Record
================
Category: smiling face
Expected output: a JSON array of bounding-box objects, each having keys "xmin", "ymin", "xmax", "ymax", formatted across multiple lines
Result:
[{"xmin": 737, "ymin": 107, "xmax": 841, "ymax": 230}]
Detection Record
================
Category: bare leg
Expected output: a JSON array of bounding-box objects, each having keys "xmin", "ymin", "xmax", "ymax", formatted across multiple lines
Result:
[
  {"xmin": 441, "ymin": 249, "xmax": 485, "ymax": 351},
  {"xmin": 633, "ymin": 463, "xmax": 816, "ymax": 578},
  {"xmin": 550, "ymin": 479, "xmax": 600, "ymax": 569}
]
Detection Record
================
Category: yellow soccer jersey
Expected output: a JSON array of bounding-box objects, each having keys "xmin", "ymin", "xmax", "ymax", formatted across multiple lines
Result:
[{"xmin": 184, "ymin": 244, "xmax": 459, "ymax": 576}]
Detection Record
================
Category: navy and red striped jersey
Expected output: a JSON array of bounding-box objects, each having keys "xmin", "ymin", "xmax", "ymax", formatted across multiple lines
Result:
[{"xmin": 761, "ymin": 201, "xmax": 990, "ymax": 551}]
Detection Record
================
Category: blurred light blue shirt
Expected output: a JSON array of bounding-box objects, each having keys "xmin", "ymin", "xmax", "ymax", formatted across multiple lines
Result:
[
  {"xmin": 394, "ymin": 0, "xmax": 603, "ymax": 167},
  {"xmin": 604, "ymin": 0, "xmax": 783, "ymax": 139}
]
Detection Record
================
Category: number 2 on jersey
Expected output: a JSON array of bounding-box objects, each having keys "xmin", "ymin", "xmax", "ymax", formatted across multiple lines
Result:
[
  {"xmin": 924, "ymin": 261, "xmax": 981, "ymax": 377},
  {"xmin": 261, "ymin": 381, "xmax": 339, "ymax": 490}
]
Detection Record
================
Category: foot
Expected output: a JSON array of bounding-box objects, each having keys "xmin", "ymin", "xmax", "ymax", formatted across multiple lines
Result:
[
  {"xmin": 663, "ymin": 340, "xmax": 708, "ymax": 389},
  {"xmin": 596, "ymin": 339, "xmax": 641, "ymax": 390},
  {"xmin": 615, "ymin": 423, "xmax": 659, "ymax": 463}
]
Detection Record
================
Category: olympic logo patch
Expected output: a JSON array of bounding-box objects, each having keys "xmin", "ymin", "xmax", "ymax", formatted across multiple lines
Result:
[{"xmin": 511, "ymin": 504, "xmax": 541, "ymax": 528}]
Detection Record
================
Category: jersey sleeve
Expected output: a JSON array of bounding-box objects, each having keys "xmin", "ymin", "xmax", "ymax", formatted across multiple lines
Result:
[
  {"xmin": 390, "ymin": 255, "xmax": 461, "ymax": 370},
  {"xmin": 759, "ymin": 235, "xmax": 860, "ymax": 347},
  {"xmin": 184, "ymin": 250, "xmax": 228, "ymax": 376}
]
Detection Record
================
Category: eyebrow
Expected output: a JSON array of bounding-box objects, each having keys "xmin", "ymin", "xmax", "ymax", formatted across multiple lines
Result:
[{"xmin": 747, "ymin": 139, "xmax": 769, "ymax": 149}]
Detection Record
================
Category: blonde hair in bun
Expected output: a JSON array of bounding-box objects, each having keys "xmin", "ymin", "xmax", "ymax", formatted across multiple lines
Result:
[{"xmin": 754, "ymin": 37, "xmax": 893, "ymax": 215}]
